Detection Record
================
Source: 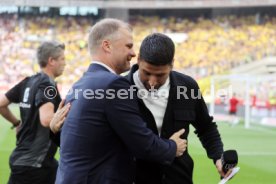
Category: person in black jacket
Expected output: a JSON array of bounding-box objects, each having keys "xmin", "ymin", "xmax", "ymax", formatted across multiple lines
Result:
[
  {"xmin": 126, "ymin": 33, "xmax": 225, "ymax": 184},
  {"xmin": 50, "ymin": 33, "xmax": 227, "ymax": 184},
  {"xmin": 0, "ymin": 41, "xmax": 66, "ymax": 184}
]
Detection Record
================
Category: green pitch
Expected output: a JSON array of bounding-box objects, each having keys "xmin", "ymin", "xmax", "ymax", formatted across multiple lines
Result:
[
  {"xmin": 189, "ymin": 123, "xmax": 276, "ymax": 184},
  {"xmin": 1, "ymin": 107, "xmax": 276, "ymax": 183}
]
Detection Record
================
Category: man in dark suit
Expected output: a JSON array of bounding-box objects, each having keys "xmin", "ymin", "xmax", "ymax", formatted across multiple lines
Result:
[
  {"xmin": 55, "ymin": 19, "xmax": 187, "ymax": 184},
  {"xmin": 125, "ymin": 33, "xmax": 226, "ymax": 184}
]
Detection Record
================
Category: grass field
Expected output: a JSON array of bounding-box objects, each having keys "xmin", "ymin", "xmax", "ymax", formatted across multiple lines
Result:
[{"xmin": 1, "ymin": 106, "xmax": 276, "ymax": 183}]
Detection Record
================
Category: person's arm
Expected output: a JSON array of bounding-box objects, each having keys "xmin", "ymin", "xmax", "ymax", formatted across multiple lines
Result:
[
  {"xmin": 188, "ymin": 79, "xmax": 223, "ymax": 157},
  {"xmin": 49, "ymin": 100, "xmax": 71, "ymax": 147},
  {"xmin": 50, "ymin": 100, "xmax": 70, "ymax": 134},
  {"xmin": 189, "ymin": 80, "xmax": 224, "ymax": 175},
  {"xmin": 39, "ymin": 102, "xmax": 55, "ymax": 127},
  {"xmin": 0, "ymin": 80, "xmax": 25, "ymax": 128},
  {"xmin": 0, "ymin": 95, "xmax": 21, "ymax": 127},
  {"xmin": 105, "ymin": 77, "xmax": 186, "ymax": 164},
  {"xmin": 193, "ymin": 95, "xmax": 223, "ymax": 160},
  {"xmin": 35, "ymin": 80, "xmax": 60, "ymax": 128},
  {"xmin": 195, "ymin": 99, "xmax": 225, "ymax": 177}
]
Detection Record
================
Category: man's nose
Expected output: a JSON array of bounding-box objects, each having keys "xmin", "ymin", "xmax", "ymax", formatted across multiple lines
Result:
[
  {"xmin": 131, "ymin": 49, "xmax": 136, "ymax": 57},
  {"xmin": 148, "ymin": 77, "xmax": 158, "ymax": 88}
]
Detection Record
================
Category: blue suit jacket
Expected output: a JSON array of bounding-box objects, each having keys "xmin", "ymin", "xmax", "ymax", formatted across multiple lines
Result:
[{"xmin": 55, "ymin": 64, "xmax": 176, "ymax": 184}]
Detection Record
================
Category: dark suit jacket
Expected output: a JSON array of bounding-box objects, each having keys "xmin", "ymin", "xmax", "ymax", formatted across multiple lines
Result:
[
  {"xmin": 55, "ymin": 64, "xmax": 176, "ymax": 184},
  {"xmin": 125, "ymin": 65, "xmax": 224, "ymax": 184}
]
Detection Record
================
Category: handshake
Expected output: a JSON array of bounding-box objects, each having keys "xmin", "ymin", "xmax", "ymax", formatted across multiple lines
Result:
[{"xmin": 169, "ymin": 129, "xmax": 187, "ymax": 157}]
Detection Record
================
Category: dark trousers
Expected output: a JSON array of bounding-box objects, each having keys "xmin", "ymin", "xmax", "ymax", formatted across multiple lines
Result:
[{"xmin": 8, "ymin": 165, "xmax": 57, "ymax": 184}]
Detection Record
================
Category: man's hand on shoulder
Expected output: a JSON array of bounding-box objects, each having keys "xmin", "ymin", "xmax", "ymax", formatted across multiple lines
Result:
[{"xmin": 50, "ymin": 100, "xmax": 70, "ymax": 134}]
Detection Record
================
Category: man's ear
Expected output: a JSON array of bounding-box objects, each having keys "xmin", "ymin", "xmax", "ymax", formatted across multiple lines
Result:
[
  {"xmin": 47, "ymin": 57, "xmax": 55, "ymax": 66},
  {"xmin": 102, "ymin": 40, "xmax": 111, "ymax": 53},
  {"xmin": 171, "ymin": 58, "xmax": 174, "ymax": 68},
  {"xmin": 137, "ymin": 54, "xmax": 141, "ymax": 65}
]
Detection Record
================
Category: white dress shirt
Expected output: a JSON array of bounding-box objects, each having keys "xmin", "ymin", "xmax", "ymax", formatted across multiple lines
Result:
[{"xmin": 133, "ymin": 70, "xmax": 170, "ymax": 134}]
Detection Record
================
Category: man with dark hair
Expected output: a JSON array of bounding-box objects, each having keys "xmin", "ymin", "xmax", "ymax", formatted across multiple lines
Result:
[
  {"xmin": 127, "ymin": 33, "xmax": 225, "ymax": 184},
  {"xmin": 0, "ymin": 41, "xmax": 66, "ymax": 184}
]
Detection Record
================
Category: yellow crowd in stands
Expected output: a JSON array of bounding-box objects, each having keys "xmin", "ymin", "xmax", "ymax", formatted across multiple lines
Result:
[{"xmin": 1, "ymin": 14, "xmax": 276, "ymax": 87}]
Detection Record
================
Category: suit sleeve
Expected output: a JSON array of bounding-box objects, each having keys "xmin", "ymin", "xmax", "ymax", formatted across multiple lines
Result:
[
  {"xmin": 104, "ymin": 77, "xmax": 176, "ymax": 165},
  {"xmin": 191, "ymin": 82, "xmax": 224, "ymax": 162}
]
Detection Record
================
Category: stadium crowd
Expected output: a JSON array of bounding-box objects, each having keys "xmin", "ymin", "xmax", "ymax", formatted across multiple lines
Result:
[{"xmin": 1, "ymin": 14, "xmax": 276, "ymax": 89}]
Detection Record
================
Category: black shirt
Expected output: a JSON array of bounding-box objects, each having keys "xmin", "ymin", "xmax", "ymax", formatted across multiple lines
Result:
[{"xmin": 6, "ymin": 72, "xmax": 61, "ymax": 168}]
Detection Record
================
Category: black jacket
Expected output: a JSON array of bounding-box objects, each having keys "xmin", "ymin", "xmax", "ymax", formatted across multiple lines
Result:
[{"xmin": 125, "ymin": 65, "xmax": 224, "ymax": 184}]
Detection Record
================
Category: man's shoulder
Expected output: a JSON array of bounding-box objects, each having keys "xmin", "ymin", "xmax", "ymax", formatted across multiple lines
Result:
[
  {"xmin": 171, "ymin": 71, "xmax": 198, "ymax": 87},
  {"xmin": 76, "ymin": 71, "xmax": 130, "ymax": 90},
  {"xmin": 26, "ymin": 73, "xmax": 54, "ymax": 87},
  {"xmin": 13, "ymin": 73, "xmax": 50, "ymax": 90},
  {"xmin": 86, "ymin": 70, "xmax": 127, "ymax": 83}
]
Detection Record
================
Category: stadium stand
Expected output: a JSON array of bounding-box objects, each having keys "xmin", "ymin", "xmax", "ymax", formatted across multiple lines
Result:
[{"xmin": 1, "ymin": 14, "xmax": 276, "ymax": 87}]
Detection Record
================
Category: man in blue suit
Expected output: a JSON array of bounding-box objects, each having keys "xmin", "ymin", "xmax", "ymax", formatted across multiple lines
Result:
[{"xmin": 55, "ymin": 19, "xmax": 187, "ymax": 184}]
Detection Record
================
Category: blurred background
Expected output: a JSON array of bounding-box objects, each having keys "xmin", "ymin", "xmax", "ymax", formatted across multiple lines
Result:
[{"xmin": 0, "ymin": 0, "xmax": 276, "ymax": 183}]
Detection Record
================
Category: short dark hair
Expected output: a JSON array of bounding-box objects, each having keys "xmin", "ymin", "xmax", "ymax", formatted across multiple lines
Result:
[{"xmin": 139, "ymin": 33, "xmax": 175, "ymax": 66}]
